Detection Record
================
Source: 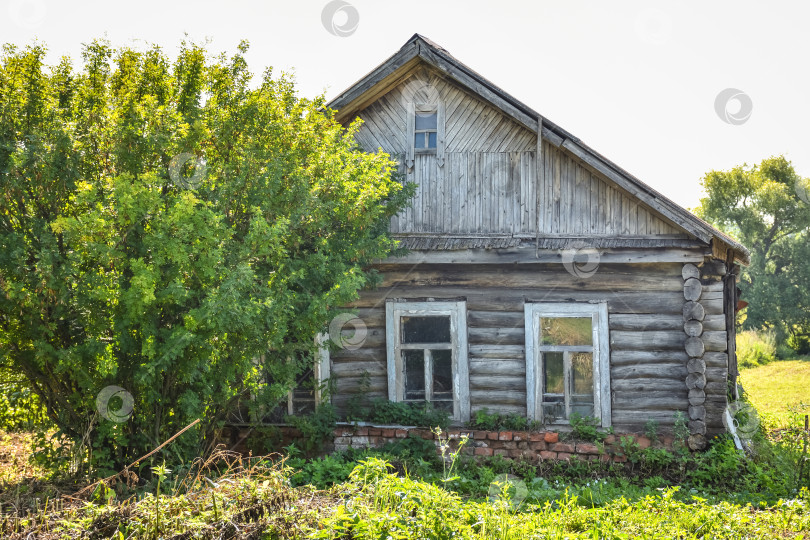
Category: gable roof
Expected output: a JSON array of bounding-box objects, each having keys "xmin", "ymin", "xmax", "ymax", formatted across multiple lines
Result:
[{"xmin": 327, "ymin": 34, "xmax": 749, "ymax": 265}]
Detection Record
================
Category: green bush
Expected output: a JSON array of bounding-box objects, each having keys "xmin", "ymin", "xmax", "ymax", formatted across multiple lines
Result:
[{"xmin": 737, "ymin": 330, "xmax": 777, "ymax": 368}]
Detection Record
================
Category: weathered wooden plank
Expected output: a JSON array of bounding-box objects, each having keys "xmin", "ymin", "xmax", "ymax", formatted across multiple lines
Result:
[
  {"xmin": 385, "ymin": 247, "xmax": 708, "ymax": 265},
  {"xmin": 470, "ymin": 376, "xmax": 525, "ymax": 391}
]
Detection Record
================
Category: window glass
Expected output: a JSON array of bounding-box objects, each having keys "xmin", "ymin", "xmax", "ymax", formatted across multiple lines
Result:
[
  {"xmin": 432, "ymin": 349, "xmax": 453, "ymax": 400},
  {"xmin": 570, "ymin": 352, "xmax": 593, "ymax": 395},
  {"xmin": 415, "ymin": 112, "xmax": 437, "ymax": 130},
  {"xmin": 402, "ymin": 316, "xmax": 451, "ymax": 344},
  {"xmin": 414, "ymin": 132, "xmax": 425, "ymax": 149},
  {"xmin": 540, "ymin": 317, "xmax": 592, "ymax": 346},
  {"xmin": 403, "ymin": 349, "xmax": 425, "ymax": 400},
  {"xmin": 543, "ymin": 351, "xmax": 564, "ymax": 394},
  {"xmin": 427, "ymin": 132, "xmax": 437, "ymax": 148}
]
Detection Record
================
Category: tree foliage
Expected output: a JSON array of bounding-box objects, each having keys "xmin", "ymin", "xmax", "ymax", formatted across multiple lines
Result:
[
  {"xmin": 0, "ymin": 40, "xmax": 410, "ymax": 474},
  {"xmin": 695, "ymin": 156, "xmax": 810, "ymax": 348}
]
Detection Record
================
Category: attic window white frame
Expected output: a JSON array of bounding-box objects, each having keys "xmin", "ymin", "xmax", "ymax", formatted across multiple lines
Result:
[
  {"xmin": 406, "ymin": 102, "xmax": 445, "ymax": 169},
  {"xmin": 386, "ymin": 300, "xmax": 469, "ymax": 422},
  {"xmin": 524, "ymin": 302, "xmax": 611, "ymax": 427}
]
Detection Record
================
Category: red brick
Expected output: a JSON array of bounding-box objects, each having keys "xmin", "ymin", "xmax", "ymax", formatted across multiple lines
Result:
[
  {"xmin": 550, "ymin": 442, "xmax": 575, "ymax": 453},
  {"xmin": 474, "ymin": 447, "xmax": 494, "ymax": 457},
  {"xmin": 395, "ymin": 429, "xmax": 407, "ymax": 439},
  {"xmin": 529, "ymin": 432, "xmax": 545, "ymax": 442},
  {"xmin": 368, "ymin": 428, "xmax": 381, "ymax": 436},
  {"xmin": 557, "ymin": 452, "xmax": 573, "ymax": 460},
  {"xmin": 544, "ymin": 432, "xmax": 559, "ymax": 444},
  {"xmin": 474, "ymin": 431, "xmax": 488, "ymax": 440},
  {"xmin": 576, "ymin": 443, "xmax": 599, "ymax": 455},
  {"xmin": 509, "ymin": 449, "xmax": 523, "ymax": 458},
  {"xmin": 530, "ymin": 441, "xmax": 547, "ymax": 451},
  {"xmin": 636, "ymin": 436, "xmax": 651, "ymax": 449},
  {"xmin": 487, "ymin": 431, "xmax": 499, "ymax": 441},
  {"xmin": 603, "ymin": 434, "xmax": 616, "ymax": 445},
  {"xmin": 447, "ymin": 429, "xmax": 462, "ymax": 440},
  {"xmin": 661, "ymin": 435, "xmax": 674, "ymax": 448},
  {"xmin": 512, "ymin": 431, "xmax": 528, "ymax": 441},
  {"xmin": 539, "ymin": 450, "xmax": 557, "ymax": 460},
  {"xmin": 613, "ymin": 455, "xmax": 627, "ymax": 463},
  {"xmin": 381, "ymin": 429, "xmax": 395, "ymax": 438},
  {"xmin": 599, "ymin": 454, "xmax": 612, "ymax": 462},
  {"xmin": 498, "ymin": 431, "xmax": 513, "ymax": 441},
  {"xmin": 502, "ymin": 441, "xmax": 517, "ymax": 450},
  {"xmin": 355, "ymin": 427, "xmax": 369, "ymax": 436},
  {"xmin": 517, "ymin": 441, "xmax": 528, "ymax": 450}
]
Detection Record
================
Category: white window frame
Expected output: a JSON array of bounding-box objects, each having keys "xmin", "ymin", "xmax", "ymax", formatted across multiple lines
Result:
[
  {"xmin": 405, "ymin": 102, "xmax": 446, "ymax": 169},
  {"xmin": 524, "ymin": 302, "xmax": 611, "ymax": 427},
  {"xmin": 386, "ymin": 300, "xmax": 469, "ymax": 422}
]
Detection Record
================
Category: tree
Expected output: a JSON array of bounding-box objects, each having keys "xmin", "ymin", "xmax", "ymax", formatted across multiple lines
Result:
[
  {"xmin": 695, "ymin": 156, "xmax": 810, "ymax": 349},
  {"xmin": 0, "ymin": 40, "xmax": 410, "ymax": 474}
]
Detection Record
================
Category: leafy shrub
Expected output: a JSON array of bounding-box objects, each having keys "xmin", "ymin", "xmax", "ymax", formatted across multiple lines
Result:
[
  {"xmin": 363, "ymin": 399, "xmax": 451, "ymax": 430},
  {"xmin": 0, "ymin": 373, "xmax": 49, "ymax": 431},
  {"xmin": 737, "ymin": 330, "xmax": 777, "ymax": 368},
  {"xmin": 470, "ymin": 408, "xmax": 540, "ymax": 431},
  {"xmin": 568, "ymin": 412, "xmax": 608, "ymax": 442},
  {"xmin": 285, "ymin": 404, "xmax": 338, "ymax": 455}
]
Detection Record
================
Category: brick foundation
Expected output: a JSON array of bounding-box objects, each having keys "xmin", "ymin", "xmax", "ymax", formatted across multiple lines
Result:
[{"xmin": 227, "ymin": 424, "xmax": 676, "ymax": 463}]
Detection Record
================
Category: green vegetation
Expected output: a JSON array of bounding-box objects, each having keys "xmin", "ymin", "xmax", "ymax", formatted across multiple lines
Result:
[
  {"xmin": 740, "ymin": 359, "xmax": 810, "ymax": 427},
  {"xmin": 0, "ymin": 40, "xmax": 410, "ymax": 474},
  {"xmin": 696, "ymin": 155, "xmax": 810, "ymax": 352},
  {"xmin": 737, "ymin": 329, "xmax": 778, "ymax": 368}
]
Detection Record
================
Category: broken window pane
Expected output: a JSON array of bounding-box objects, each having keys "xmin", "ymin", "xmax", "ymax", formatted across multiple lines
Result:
[
  {"xmin": 402, "ymin": 316, "xmax": 451, "ymax": 344},
  {"xmin": 540, "ymin": 317, "xmax": 592, "ymax": 346},
  {"xmin": 432, "ymin": 349, "xmax": 453, "ymax": 400},
  {"xmin": 403, "ymin": 349, "xmax": 425, "ymax": 400}
]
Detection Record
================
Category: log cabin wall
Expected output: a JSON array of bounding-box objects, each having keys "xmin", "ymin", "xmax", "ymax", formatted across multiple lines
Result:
[
  {"xmin": 330, "ymin": 258, "xmax": 730, "ymax": 433},
  {"xmin": 354, "ymin": 67, "xmax": 683, "ymax": 237}
]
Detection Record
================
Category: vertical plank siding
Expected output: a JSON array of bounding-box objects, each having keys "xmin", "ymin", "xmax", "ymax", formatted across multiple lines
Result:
[{"xmin": 353, "ymin": 68, "xmax": 681, "ymax": 237}]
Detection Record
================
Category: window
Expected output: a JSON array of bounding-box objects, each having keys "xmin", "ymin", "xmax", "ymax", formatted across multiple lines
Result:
[
  {"xmin": 386, "ymin": 301, "xmax": 469, "ymax": 422},
  {"xmin": 414, "ymin": 111, "xmax": 437, "ymax": 150},
  {"xmin": 524, "ymin": 303, "xmax": 610, "ymax": 426}
]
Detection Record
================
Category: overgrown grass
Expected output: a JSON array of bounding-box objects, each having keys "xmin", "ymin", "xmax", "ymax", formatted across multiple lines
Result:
[
  {"xmin": 740, "ymin": 358, "xmax": 810, "ymax": 427},
  {"xmin": 1, "ymin": 453, "xmax": 807, "ymax": 539},
  {"xmin": 737, "ymin": 329, "xmax": 778, "ymax": 368}
]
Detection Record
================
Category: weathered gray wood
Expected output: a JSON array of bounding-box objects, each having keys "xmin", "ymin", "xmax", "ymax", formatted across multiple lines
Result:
[
  {"xmin": 684, "ymin": 337, "xmax": 706, "ymax": 358},
  {"xmin": 682, "ymin": 263, "xmax": 700, "ymax": 280},
  {"xmin": 683, "ymin": 320, "xmax": 704, "ymax": 337},
  {"xmin": 683, "ymin": 301, "xmax": 705, "ymax": 322},
  {"xmin": 610, "ymin": 313, "xmax": 724, "ymax": 332},
  {"xmin": 688, "ymin": 388, "xmax": 706, "ymax": 401},
  {"xmin": 688, "ymin": 420, "xmax": 707, "ymax": 436},
  {"xmin": 683, "ymin": 278, "xmax": 702, "ymax": 301},
  {"xmin": 688, "ymin": 405, "xmax": 706, "ymax": 420},
  {"xmin": 687, "ymin": 358, "xmax": 707, "ymax": 374},
  {"xmin": 386, "ymin": 247, "xmax": 708, "ymax": 265},
  {"xmin": 688, "ymin": 433, "xmax": 707, "ymax": 449},
  {"xmin": 686, "ymin": 373, "xmax": 707, "ymax": 390}
]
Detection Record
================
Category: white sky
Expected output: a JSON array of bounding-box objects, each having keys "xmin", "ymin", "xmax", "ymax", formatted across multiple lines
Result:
[{"xmin": 3, "ymin": 0, "xmax": 809, "ymax": 210}]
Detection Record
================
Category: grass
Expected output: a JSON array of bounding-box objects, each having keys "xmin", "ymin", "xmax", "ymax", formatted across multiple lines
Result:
[{"xmin": 739, "ymin": 358, "xmax": 810, "ymax": 427}]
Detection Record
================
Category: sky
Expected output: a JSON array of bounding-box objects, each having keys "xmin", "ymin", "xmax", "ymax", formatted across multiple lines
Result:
[{"xmin": 2, "ymin": 0, "xmax": 809, "ymax": 210}]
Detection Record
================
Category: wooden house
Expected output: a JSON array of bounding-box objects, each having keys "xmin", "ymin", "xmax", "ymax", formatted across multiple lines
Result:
[{"xmin": 311, "ymin": 34, "xmax": 748, "ymax": 447}]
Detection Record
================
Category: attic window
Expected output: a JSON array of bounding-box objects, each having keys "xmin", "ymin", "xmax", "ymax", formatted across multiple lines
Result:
[{"xmin": 414, "ymin": 111, "xmax": 437, "ymax": 151}]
